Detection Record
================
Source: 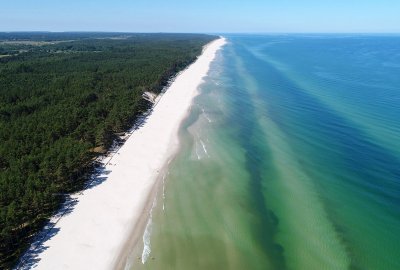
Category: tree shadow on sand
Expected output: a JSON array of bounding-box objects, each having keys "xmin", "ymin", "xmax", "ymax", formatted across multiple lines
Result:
[
  {"xmin": 15, "ymin": 165, "xmax": 112, "ymax": 269},
  {"xmin": 15, "ymin": 101, "xmax": 159, "ymax": 269}
]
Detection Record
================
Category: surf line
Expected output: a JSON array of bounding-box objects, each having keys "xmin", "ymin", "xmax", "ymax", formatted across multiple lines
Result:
[{"xmin": 141, "ymin": 196, "xmax": 157, "ymax": 264}]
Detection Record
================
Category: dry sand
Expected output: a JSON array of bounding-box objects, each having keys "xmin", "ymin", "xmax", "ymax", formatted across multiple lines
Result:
[{"xmin": 20, "ymin": 37, "xmax": 226, "ymax": 270}]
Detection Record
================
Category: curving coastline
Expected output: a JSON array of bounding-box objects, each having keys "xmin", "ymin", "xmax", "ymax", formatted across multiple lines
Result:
[{"xmin": 20, "ymin": 37, "xmax": 226, "ymax": 270}]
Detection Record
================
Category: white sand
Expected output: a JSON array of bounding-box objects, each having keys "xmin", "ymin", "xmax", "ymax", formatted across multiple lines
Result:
[{"xmin": 22, "ymin": 37, "xmax": 226, "ymax": 270}]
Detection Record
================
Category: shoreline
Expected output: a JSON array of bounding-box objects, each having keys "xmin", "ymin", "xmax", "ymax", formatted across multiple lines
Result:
[
  {"xmin": 19, "ymin": 37, "xmax": 226, "ymax": 270},
  {"xmin": 112, "ymin": 154, "xmax": 175, "ymax": 270}
]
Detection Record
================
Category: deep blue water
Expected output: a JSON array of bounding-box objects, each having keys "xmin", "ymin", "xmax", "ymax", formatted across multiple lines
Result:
[{"xmin": 225, "ymin": 34, "xmax": 400, "ymax": 269}]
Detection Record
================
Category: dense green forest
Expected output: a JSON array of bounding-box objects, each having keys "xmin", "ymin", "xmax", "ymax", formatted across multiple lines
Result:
[{"xmin": 0, "ymin": 32, "xmax": 217, "ymax": 268}]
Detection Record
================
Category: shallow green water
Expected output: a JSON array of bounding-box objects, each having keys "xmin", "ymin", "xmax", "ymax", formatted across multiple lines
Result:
[{"xmin": 129, "ymin": 35, "xmax": 400, "ymax": 270}]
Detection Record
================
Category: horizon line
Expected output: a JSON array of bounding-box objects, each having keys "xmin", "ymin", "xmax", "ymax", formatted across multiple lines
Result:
[{"xmin": 1, "ymin": 31, "xmax": 400, "ymax": 35}]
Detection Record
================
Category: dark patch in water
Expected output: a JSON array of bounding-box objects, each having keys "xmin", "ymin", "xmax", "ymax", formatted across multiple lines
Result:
[
  {"xmin": 234, "ymin": 37, "xmax": 400, "ymax": 269},
  {"xmin": 223, "ymin": 44, "xmax": 287, "ymax": 269}
]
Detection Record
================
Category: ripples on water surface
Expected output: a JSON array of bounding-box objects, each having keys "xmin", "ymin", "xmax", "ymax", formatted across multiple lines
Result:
[{"xmin": 128, "ymin": 35, "xmax": 400, "ymax": 270}]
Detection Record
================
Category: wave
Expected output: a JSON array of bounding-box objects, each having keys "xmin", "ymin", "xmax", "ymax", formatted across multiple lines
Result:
[
  {"xmin": 162, "ymin": 173, "xmax": 167, "ymax": 211},
  {"xmin": 200, "ymin": 139, "xmax": 209, "ymax": 157},
  {"xmin": 201, "ymin": 108, "xmax": 213, "ymax": 123},
  {"xmin": 141, "ymin": 197, "xmax": 157, "ymax": 264}
]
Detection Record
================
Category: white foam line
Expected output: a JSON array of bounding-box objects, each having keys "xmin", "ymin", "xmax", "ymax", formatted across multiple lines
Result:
[
  {"xmin": 201, "ymin": 107, "xmax": 213, "ymax": 123},
  {"xmin": 162, "ymin": 174, "xmax": 166, "ymax": 211},
  {"xmin": 195, "ymin": 142, "xmax": 201, "ymax": 160},
  {"xmin": 199, "ymin": 139, "xmax": 209, "ymax": 157},
  {"xmin": 141, "ymin": 197, "xmax": 157, "ymax": 264}
]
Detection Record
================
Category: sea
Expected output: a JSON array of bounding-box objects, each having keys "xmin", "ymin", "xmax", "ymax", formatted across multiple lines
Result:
[{"xmin": 128, "ymin": 34, "xmax": 400, "ymax": 270}]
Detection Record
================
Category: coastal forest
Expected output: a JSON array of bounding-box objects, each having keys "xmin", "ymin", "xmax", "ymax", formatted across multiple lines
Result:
[{"xmin": 0, "ymin": 32, "xmax": 216, "ymax": 268}]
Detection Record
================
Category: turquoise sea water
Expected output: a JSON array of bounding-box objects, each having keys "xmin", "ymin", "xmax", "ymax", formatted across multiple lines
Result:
[{"xmin": 129, "ymin": 35, "xmax": 400, "ymax": 270}]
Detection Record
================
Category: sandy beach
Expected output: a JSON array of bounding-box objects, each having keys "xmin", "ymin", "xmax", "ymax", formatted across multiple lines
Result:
[{"xmin": 19, "ymin": 37, "xmax": 226, "ymax": 270}]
